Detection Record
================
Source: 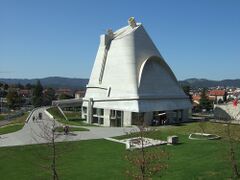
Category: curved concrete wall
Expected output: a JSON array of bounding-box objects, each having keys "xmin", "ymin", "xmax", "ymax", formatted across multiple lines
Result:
[
  {"xmin": 214, "ymin": 104, "xmax": 240, "ymax": 121},
  {"xmin": 138, "ymin": 57, "xmax": 185, "ymax": 97},
  {"xmin": 83, "ymin": 20, "xmax": 191, "ymax": 113}
]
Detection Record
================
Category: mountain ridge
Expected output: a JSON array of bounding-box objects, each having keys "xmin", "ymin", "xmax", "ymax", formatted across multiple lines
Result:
[
  {"xmin": 179, "ymin": 78, "xmax": 240, "ymax": 88},
  {"xmin": 1, "ymin": 77, "xmax": 240, "ymax": 89},
  {"xmin": 0, "ymin": 77, "xmax": 89, "ymax": 90}
]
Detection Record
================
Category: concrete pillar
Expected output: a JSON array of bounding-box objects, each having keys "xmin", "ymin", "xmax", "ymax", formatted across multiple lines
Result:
[
  {"xmin": 182, "ymin": 109, "xmax": 190, "ymax": 121},
  {"xmin": 123, "ymin": 111, "xmax": 132, "ymax": 126},
  {"xmin": 166, "ymin": 111, "xmax": 172, "ymax": 123},
  {"xmin": 104, "ymin": 109, "xmax": 111, "ymax": 126},
  {"xmin": 87, "ymin": 98, "xmax": 93, "ymax": 124},
  {"xmin": 81, "ymin": 106, "xmax": 85, "ymax": 119},
  {"xmin": 144, "ymin": 112, "xmax": 153, "ymax": 125},
  {"xmin": 176, "ymin": 110, "xmax": 180, "ymax": 123}
]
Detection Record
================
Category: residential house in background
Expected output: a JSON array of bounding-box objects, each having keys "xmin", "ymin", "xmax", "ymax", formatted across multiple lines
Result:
[
  {"xmin": 55, "ymin": 88, "xmax": 73, "ymax": 99},
  {"xmin": 208, "ymin": 90, "xmax": 226, "ymax": 104}
]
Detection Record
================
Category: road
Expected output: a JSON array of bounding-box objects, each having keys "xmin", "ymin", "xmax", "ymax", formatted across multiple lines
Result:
[{"xmin": 0, "ymin": 107, "xmax": 137, "ymax": 147}]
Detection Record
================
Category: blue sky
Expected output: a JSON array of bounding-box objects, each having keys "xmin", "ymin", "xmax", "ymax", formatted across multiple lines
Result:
[{"xmin": 0, "ymin": 0, "xmax": 240, "ymax": 80}]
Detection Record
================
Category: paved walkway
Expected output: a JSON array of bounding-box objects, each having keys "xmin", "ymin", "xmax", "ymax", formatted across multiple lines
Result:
[{"xmin": 0, "ymin": 107, "xmax": 137, "ymax": 147}]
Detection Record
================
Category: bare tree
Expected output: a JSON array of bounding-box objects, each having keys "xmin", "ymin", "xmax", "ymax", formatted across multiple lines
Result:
[
  {"xmin": 30, "ymin": 118, "xmax": 60, "ymax": 179},
  {"xmin": 219, "ymin": 104, "xmax": 240, "ymax": 179},
  {"xmin": 49, "ymin": 121, "xmax": 59, "ymax": 180},
  {"xmin": 225, "ymin": 122, "xmax": 239, "ymax": 179},
  {"xmin": 198, "ymin": 118, "xmax": 207, "ymax": 134},
  {"xmin": 125, "ymin": 113, "xmax": 168, "ymax": 179},
  {"xmin": 30, "ymin": 113, "xmax": 73, "ymax": 180}
]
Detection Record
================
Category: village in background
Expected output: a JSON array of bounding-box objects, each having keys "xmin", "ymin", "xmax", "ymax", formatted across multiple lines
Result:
[{"xmin": 0, "ymin": 77, "xmax": 239, "ymax": 122}]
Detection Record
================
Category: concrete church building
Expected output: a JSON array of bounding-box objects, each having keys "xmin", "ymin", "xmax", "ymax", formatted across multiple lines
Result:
[{"xmin": 82, "ymin": 17, "xmax": 191, "ymax": 127}]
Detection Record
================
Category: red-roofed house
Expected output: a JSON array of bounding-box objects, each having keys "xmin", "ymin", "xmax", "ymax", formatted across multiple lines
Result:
[
  {"xmin": 208, "ymin": 90, "xmax": 226, "ymax": 103},
  {"xmin": 55, "ymin": 88, "xmax": 73, "ymax": 97},
  {"xmin": 19, "ymin": 89, "xmax": 32, "ymax": 97}
]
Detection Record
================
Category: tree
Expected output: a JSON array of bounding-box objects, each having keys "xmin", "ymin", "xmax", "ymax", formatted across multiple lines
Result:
[
  {"xmin": 31, "ymin": 117, "xmax": 60, "ymax": 179},
  {"xmin": 220, "ymin": 105, "xmax": 240, "ymax": 179},
  {"xmin": 218, "ymin": 98, "xmax": 224, "ymax": 104},
  {"xmin": 32, "ymin": 80, "xmax": 44, "ymax": 107},
  {"xmin": 182, "ymin": 85, "xmax": 192, "ymax": 103},
  {"xmin": 30, "ymin": 111, "xmax": 75, "ymax": 180},
  {"xmin": 225, "ymin": 123, "xmax": 240, "ymax": 179},
  {"xmin": 223, "ymin": 91, "xmax": 228, "ymax": 102},
  {"xmin": 199, "ymin": 88, "xmax": 213, "ymax": 111},
  {"xmin": 0, "ymin": 89, "xmax": 7, "ymax": 98},
  {"xmin": 3, "ymin": 84, "xmax": 9, "ymax": 90},
  {"xmin": 125, "ymin": 114, "xmax": 168, "ymax": 179},
  {"xmin": 25, "ymin": 83, "xmax": 34, "ymax": 90},
  {"xmin": 16, "ymin": 83, "xmax": 24, "ymax": 89},
  {"xmin": 6, "ymin": 89, "xmax": 21, "ymax": 109},
  {"xmin": 43, "ymin": 88, "xmax": 56, "ymax": 106}
]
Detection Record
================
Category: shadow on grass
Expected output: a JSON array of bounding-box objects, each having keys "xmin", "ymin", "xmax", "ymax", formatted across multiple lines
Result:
[
  {"xmin": 171, "ymin": 123, "xmax": 187, "ymax": 127},
  {"xmin": 173, "ymin": 142, "xmax": 184, "ymax": 146},
  {"xmin": 67, "ymin": 118, "xmax": 85, "ymax": 122}
]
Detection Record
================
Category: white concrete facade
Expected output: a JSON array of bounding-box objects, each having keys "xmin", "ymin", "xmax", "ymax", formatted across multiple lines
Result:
[
  {"xmin": 214, "ymin": 103, "xmax": 240, "ymax": 121},
  {"xmin": 82, "ymin": 18, "xmax": 191, "ymax": 126}
]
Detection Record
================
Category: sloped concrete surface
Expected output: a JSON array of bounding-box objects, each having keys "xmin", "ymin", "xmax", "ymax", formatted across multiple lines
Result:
[
  {"xmin": 214, "ymin": 103, "xmax": 240, "ymax": 121},
  {"xmin": 0, "ymin": 107, "xmax": 137, "ymax": 147}
]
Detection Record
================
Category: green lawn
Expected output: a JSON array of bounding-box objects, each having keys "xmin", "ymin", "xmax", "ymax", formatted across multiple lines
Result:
[
  {"xmin": 0, "ymin": 112, "xmax": 29, "ymax": 135},
  {"xmin": 116, "ymin": 121, "xmax": 240, "ymax": 141},
  {"xmin": 64, "ymin": 111, "xmax": 81, "ymax": 119},
  {"xmin": 0, "ymin": 122, "xmax": 239, "ymax": 179},
  {"xmin": 0, "ymin": 124, "xmax": 24, "ymax": 135},
  {"xmin": 47, "ymin": 107, "xmax": 97, "ymax": 126},
  {"xmin": 0, "ymin": 115, "xmax": 4, "ymax": 121}
]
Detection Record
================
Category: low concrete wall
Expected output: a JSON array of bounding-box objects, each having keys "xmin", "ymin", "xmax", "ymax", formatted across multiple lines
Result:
[
  {"xmin": 25, "ymin": 107, "xmax": 39, "ymax": 123},
  {"xmin": 44, "ymin": 109, "xmax": 54, "ymax": 119},
  {"xmin": 214, "ymin": 103, "xmax": 240, "ymax": 121}
]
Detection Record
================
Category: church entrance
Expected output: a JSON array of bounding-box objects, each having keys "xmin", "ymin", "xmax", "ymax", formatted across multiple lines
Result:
[
  {"xmin": 110, "ymin": 110, "xmax": 123, "ymax": 127},
  {"xmin": 152, "ymin": 111, "xmax": 167, "ymax": 126}
]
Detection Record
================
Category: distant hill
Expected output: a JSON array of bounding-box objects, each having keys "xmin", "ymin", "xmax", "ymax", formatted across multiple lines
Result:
[
  {"xmin": 1, "ymin": 77, "xmax": 240, "ymax": 89},
  {"xmin": 0, "ymin": 77, "xmax": 89, "ymax": 90},
  {"xmin": 179, "ymin": 78, "xmax": 240, "ymax": 88}
]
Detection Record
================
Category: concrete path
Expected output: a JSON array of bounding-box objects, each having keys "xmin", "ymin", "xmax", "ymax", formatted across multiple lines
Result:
[{"xmin": 0, "ymin": 107, "xmax": 138, "ymax": 147}]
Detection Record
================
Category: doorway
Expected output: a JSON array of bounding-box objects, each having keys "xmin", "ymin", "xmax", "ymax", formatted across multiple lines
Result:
[
  {"xmin": 153, "ymin": 111, "xmax": 167, "ymax": 126},
  {"xmin": 110, "ymin": 110, "xmax": 123, "ymax": 127}
]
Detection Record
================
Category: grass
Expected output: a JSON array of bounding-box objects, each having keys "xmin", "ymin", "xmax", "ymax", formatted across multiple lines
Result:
[
  {"xmin": 64, "ymin": 111, "xmax": 81, "ymax": 119},
  {"xmin": 0, "ymin": 124, "xmax": 24, "ymax": 135},
  {"xmin": 0, "ymin": 112, "xmax": 29, "ymax": 135},
  {"xmin": 47, "ymin": 107, "xmax": 97, "ymax": 126},
  {"xmin": 0, "ymin": 140, "xmax": 128, "ymax": 180},
  {"xmin": 116, "ymin": 121, "xmax": 240, "ymax": 141},
  {"xmin": 55, "ymin": 126, "xmax": 89, "ymax": 132},
  {"xmin": 0, "ymin": 114, "xmax": 5, "ymax": 121},
  {"xmin": 0, "ymin": 122, "xmax": 239, "ymax": 179}
]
